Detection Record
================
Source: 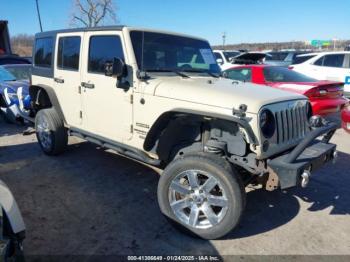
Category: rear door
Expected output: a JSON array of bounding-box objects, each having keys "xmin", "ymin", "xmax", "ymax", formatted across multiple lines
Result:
[
  {"xmin": 311, "ymin": 54, "xmax": 349, "ymax": 82},
  {"xmin": 80, "ymin": 31, "xmax": 133, "ymax": 142},
  {"xmin": 54, "ymin": 32, "xmax": 84, "ymax": 127}
]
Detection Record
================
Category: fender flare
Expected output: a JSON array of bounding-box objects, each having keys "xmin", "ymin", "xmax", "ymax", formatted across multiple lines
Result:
[
  {"xmin": 143, "ymin": 109, "xmax": 259, "ymax": 152},
  {"xmin": 0, "ymin": 180, "xmax": 25, "ymax": 234},
  {"xmin": 29, "ymin": 84, "xmax": 66, "ymax": 124}
]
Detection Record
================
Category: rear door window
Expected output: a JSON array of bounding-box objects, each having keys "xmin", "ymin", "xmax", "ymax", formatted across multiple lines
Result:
[
  {"xmin": 34, "ymin": 37, "xmax": 53, "ymax": 68},
  {"xmin": 88, "ymin": 35, "xmax": 124, "ymax": 74},
  {"xmin": 322, "ymin": 54, "xmax": 345, "ymax": 68},
  {"xmin": 57, "ymin": 36, "xmax": 81, "ymax": 71}
]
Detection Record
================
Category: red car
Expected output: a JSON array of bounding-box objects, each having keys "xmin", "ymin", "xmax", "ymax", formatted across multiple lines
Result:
[
  {"xmin": 223, "ymin": 65, "xmax": 348, "ymax": 117},
  {"xmin": 341, "ymin": 107, "xmax": 350, "ymax": 133}
]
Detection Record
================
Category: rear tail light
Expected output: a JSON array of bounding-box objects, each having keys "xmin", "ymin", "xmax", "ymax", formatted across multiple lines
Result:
[
  {"xmin": 305, "ymin": 85, "xmax": 343, "ymax": 99},
  {"xmin": 288, "ymin": 66, "xmax": 294, "ymax": 70}
]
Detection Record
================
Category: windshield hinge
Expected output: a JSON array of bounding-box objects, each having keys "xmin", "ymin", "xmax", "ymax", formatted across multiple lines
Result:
[
  {"xmin": 130, "ymin": 124, "xmax": 134, "ymax": 133},
  {"xmin": 79, "ymin": 111, "xmax": 83, "ymax": 119},
  {"xmin": 130, "ymin": 94, "xmax": 134, "ymax": 104}
]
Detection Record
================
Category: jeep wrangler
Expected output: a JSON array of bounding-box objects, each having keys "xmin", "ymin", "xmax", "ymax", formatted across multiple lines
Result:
[{"xmin": 30, "ymin": 26, "xmax": 338, "ymax": 239}]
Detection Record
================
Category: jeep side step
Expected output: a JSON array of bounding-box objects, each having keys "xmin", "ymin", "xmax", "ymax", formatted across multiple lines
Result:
[{"xmin": 69, "ymin": 128, "xmax": 161, "ymax": 166}]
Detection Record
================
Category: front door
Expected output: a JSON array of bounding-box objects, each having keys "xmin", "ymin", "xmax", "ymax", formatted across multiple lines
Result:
[
  {"xmin": 54, "ymin": 32, "xmax": 84, "ymax": 127},
  {"xmin": 80, "ymin": 31, "xmax": 133, "ymax": 142}
]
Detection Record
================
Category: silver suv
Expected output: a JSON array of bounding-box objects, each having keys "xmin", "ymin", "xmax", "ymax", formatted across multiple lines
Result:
[{"xmin": 30, "ymin": 26, "xmax": 338, "ymax": 239}]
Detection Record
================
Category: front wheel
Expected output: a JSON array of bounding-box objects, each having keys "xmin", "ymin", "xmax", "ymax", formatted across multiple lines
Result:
[{"xmin": 157, "ymin": 153, "xmax": 246, "ymax": 239}]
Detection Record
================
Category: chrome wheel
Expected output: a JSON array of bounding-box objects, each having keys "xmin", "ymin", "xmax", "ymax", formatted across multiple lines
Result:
[
  {"xmin": 36, "ymin": 114, "xmax": 52, "ymax": 150},
  {"xmin": 168, "ymin": 170, "xmax": 229, "ymax": 229}
]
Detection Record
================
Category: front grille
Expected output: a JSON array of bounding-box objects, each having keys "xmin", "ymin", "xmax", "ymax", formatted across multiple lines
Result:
[{"xmin": 274, "ymin": 103, "xmax": 309, "ymax": 144}]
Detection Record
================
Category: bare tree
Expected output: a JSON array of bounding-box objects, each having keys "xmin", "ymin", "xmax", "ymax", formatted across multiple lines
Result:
[{"xmin": 70, "ymin": 0, "xmax": 117, "ymax": 27}]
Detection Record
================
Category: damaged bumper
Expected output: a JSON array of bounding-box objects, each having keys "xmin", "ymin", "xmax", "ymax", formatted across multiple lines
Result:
[{"xmin": 267, "ymin": 122, "xmax": 338, "ymax": 189}]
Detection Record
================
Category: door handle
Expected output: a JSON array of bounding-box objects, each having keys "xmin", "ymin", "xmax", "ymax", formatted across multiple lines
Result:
[
  {"xmin": 81, "ymin": 82, "xmax": 95, "ymax": 89},
  {"xmin": 54, "ymin": 77, "xmax": 64, "ymax": 84}
]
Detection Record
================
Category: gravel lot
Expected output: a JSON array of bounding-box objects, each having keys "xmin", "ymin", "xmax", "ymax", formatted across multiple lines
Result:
[{"xmin": 0, "ymin": 116, "xmax": 349, "ymax": 258}]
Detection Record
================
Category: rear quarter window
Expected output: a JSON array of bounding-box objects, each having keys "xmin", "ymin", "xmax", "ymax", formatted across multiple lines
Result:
[{"xmin": 34, "ymin": 37, "xmax": 53, "ymax": 68}]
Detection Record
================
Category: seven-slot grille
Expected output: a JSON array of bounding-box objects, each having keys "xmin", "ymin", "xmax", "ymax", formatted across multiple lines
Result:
[{"xmin": 274, "ymin": 103, "xmax": 310, "ymax": 144}]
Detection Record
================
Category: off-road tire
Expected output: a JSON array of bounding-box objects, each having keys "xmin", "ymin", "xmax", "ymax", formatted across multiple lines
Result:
[
  {"xmin": 35, "ymin": 108, "xmax": 68, "ymax": 155},
  {"xmin": 158, "ymin": 152, "xmax": 246, "ymax": 239}
]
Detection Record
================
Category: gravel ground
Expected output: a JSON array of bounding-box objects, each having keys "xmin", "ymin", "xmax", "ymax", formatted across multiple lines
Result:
[{"xmin": 0, "ymin": 116, "xmax": 349, "ymax": 258}]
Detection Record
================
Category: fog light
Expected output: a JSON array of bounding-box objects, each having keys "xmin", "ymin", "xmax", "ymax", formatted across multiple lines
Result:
[
  {"xmin": 333, "ymin": 151, "xmax": 338, "ymax": 164},
  {"xmin": 301, "ymin": 170, "xmax": 311, "ymax": 188}
]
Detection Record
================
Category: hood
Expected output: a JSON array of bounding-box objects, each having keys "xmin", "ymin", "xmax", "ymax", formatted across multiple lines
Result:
[
  {"xmin": 0, "ymin": 80, "xmax": 29, "ymax": 95},
  {"xmin": 153, "ymin": 77, "xmax": 306, "ymax": 114},
  {"xmin": 230, "ymin": 52, "xmax": 269, "ymax": 64}
]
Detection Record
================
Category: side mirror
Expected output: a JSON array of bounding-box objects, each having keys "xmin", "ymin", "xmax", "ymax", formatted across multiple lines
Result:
[
  {"xmin": 216, "ymin": 58, "xmax": 223, "ymax": 65},
  {"xmin": 105, "ymin": 58, "xmax": 125, "ymax": 78},
  {"xmin": 216, "ymin": 58, "xmax": 224, "ymax": 65}
]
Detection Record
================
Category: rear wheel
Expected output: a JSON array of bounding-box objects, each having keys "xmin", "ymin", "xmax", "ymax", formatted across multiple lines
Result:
[
  {"xmin": 35, "ymin": 108, "xmax": 68, "ymax": 155},
  {"xmin": 158, "ymin": 153, "xmax": 246, "ymax": 239}
]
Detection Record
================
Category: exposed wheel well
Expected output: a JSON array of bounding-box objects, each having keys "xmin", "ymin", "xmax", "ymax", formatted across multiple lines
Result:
[
  {"xmin": 29, "ymin": 85, "xmax": 52, "ymax": 110},
  {"xmin": 144, "ymin": 112, "xmax": 249, "ymax": 164}
]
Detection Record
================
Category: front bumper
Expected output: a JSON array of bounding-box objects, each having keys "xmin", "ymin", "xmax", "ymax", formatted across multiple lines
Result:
[{"xmin": 267, "ymin": 122, "xmax": 337, "ymax": 189}]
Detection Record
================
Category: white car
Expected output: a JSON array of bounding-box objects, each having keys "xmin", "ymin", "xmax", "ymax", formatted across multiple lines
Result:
[
  {"xmin": 291, "ymin": 52, "xmax": 350, "ymax": 97},
  {"xmin": 213, "ymin": 49, "xmax": 241, "ymax": 70}
]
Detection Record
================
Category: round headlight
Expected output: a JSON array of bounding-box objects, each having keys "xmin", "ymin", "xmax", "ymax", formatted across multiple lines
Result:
[
  {"xmin": 306, "ymin": 102, "xmax": 313, "ymax": 120},
  {"xmin": 260, "ymin": 109, "xmax": 276, "ymax": 138}
]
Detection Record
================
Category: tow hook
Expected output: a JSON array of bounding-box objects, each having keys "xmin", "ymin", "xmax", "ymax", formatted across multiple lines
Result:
[
  {"xmin": 332, "ymin": 151, "xmax": 338, "ymax": 164},
  {"xmin": 301, "ymin": 170, "xmax": 311, "ymax": 188}
]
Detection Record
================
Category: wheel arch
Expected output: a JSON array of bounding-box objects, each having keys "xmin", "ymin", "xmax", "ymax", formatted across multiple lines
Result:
[
  {"xmin": 29, "ymin": 84, "xmax": 66, "ymax": 124},
  {"xmin": 143, "ymin": 109, "xmax": 258, "ymax": 163}
]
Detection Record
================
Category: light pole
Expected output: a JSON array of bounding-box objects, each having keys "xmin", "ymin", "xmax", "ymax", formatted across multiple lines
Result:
[
  {"xmin": 35, "ymin": 0, "xmax": 43, "ymax": 32},
  {"xmin": 222, "ymin": 32, "xmax": 226, "ymax": 50}
]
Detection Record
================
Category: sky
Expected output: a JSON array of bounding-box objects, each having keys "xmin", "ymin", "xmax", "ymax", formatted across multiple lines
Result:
[{"xmin": 0, "ymin": 0, "xmax": 349, "ymax": 45}]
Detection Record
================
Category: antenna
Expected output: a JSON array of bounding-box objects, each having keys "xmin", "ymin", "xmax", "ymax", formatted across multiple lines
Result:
[{"xmin": 35, "ymin": 0, "xmax": 43, "ymax": 32}]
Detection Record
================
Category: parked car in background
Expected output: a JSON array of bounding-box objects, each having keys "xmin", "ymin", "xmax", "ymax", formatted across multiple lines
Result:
[
  {"xmin": 2, "ymin": 64, "xmax": 32, "ymax": 80},
  {"xmin": 345, "ymin": 45, "xmax": 350, "ymax": 51},
  {"xmin": 341, "ymin": 107, "xmax": 350, "ymax": 133},
  {"xmin": 0, "ymin": 65, "xmax": 33, "ymax": 123},
  {"xmin": 291, "ymin": 52, "xmax": 350, "ymax": 98},
  {"xmin": 0, "ymin": 179, "xmax": 26, "ymax": 261},
  {"xmin": 264, "ymin": 51, "xmax": 311, "ymax": 67},
  {"xmin": 213, "ymin": 49, "xmax": 241, "ymax": 70},
  {"xmin": 223, "ymin": 65, "xmax": 348, "ymax": 117}
]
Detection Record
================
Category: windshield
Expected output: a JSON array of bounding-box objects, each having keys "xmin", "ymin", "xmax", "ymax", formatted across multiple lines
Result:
[
  {"xmin": 264, "ymin": 66, "xmax": 317, "ymax": 82},
  {"xmin": 130, "ymin": 31, "xmax": 220, "ymax": 75},
  {"xmin": 223, "ymin": 51, "xmax": 240, "ymax": 60},
  {"xmin": 3, "ymin": 65, "xmax": 31, "ymax": 80},
  {"xmin": 0, "ymin": 67, "xmax": 16, "ymax": 81}
]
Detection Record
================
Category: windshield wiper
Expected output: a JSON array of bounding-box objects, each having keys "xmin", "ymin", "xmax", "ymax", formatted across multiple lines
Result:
[
  {"xmin": 146, "ymin": 69, "xmax": 190, "ymax": 78},
  {"xmin": 182, "ymin": 69, "xmax": 220, "ymax": 78}
]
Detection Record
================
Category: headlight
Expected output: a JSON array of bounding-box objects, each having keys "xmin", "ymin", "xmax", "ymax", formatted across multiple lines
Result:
[
  {"xmin": 260, "ymin": 109, "xmax": 276, "ymax": 138},
  {"xmin": 306, "ymin": 102, "xmax": 313, "ymax": 120}
]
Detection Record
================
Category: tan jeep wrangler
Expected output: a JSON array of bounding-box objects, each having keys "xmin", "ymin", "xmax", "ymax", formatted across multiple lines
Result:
[{"xmin": 29, "ymin": 26, "xmax": 338, "ymax": 239}]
